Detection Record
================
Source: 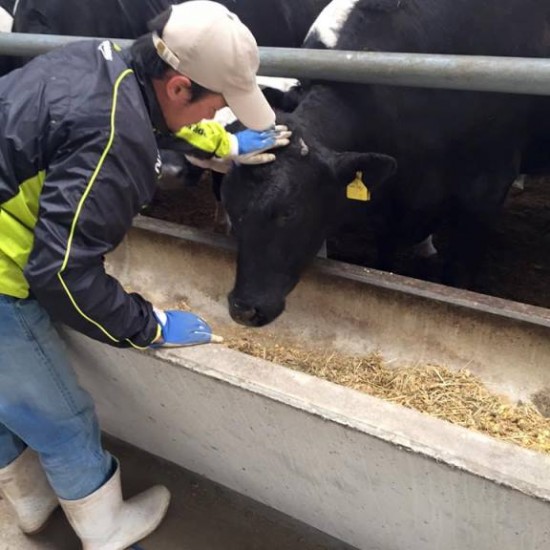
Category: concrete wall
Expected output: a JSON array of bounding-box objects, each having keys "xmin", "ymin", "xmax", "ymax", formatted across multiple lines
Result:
[{"xmin": 63, "ymin": 329, "xmax": 550, "ymax": 550}]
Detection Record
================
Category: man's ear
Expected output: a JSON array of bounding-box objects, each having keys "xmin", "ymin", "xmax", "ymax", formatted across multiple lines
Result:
[
  {"xmin": 333, "ymin": 152, "xmax": 397, "ymax": 186},
  {"xmin": 165, "ymin": 73, "xmax": 193, "ymax": 104}
]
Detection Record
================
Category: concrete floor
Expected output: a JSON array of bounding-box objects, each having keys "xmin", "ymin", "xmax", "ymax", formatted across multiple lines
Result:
[{"xmin": 0, "ymin": 437, "xmax": 357, "ymax": 550}]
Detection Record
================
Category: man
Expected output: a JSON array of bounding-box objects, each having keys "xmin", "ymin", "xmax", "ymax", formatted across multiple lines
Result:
[{"xmin": 0, "ymin": 1, "xmax": 289, "ymax": 547}]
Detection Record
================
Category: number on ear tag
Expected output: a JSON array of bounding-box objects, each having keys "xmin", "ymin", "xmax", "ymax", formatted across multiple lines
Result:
[{"xmin": 346, "ymin": 171, "xmax": 370, "ymax": 202}]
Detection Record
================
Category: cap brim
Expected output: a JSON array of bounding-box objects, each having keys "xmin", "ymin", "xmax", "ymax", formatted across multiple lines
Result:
[{"xmin": 224, "ymin": 84, "xmax": 276, "ymax": 131}]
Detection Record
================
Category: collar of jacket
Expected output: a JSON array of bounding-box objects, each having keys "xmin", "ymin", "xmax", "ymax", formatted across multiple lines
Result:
[{"xmin": 120, "ymin": 46, "xmax": 171, "ymax": 136}]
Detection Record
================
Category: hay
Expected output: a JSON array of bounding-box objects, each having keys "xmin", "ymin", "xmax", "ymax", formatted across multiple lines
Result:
[
  {"xmin": 154, "ymin": 297, "xmax": 550, "ymax": 454},
  {"xmin": 222, "ymin": 331, "xmax": 550, "ymax": 455}
]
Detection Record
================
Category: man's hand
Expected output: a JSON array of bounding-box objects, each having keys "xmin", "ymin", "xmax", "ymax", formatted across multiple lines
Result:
[
  {"xmin": 185, "ymin": 125, "xmax": 293, "ymax": 173},
  {"xmin": 233, "ymin": 125, "xmax": 292, "ymax": 164},
  {"xmin": 151, "ymin": 309, "xmax": 223, "ymax": 348},
  {"xmin": 235, "ymin": 128, "xmax": 277, "ymax": 155}
]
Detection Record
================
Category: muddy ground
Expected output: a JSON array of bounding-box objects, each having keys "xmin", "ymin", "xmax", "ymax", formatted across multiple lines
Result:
[
  {"xmin": 479, "ymin": 177, "xmax": 549, "ymax": 308},
  {"xmin": 144, "ymin": 174, "xmax": 549, "ymax": 310}
]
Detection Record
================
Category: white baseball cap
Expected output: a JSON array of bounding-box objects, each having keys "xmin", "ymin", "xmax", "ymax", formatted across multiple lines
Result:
[{"xmin": 152, "ymin": 0, "xmax": 276, "ymax": 131}]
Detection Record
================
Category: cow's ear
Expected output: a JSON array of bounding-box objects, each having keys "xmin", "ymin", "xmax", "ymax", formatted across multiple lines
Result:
[
  {"xmin": 262, "ymin": 86, "xmax": 304, "ymax": 113},
  {"xmin": 333, "ymin": 152, "xmax": 397, "ymax": 187}
]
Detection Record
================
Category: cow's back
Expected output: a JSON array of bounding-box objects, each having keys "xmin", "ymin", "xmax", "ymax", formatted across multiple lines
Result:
[
  {"xmin": 307, "ymin": 0, "xmax": 550, "ymax": 57},
  {"xmin": 13, "ymin": 0, "xmax": 333, "ymax": 48},
  {"xmin": 304, "ymin": 0, "xmax": 550, "ymax": 158},
  {"xmin": 175, "ymin": 0, "xmax": 332, "ymax": 47},
  {"xmin": 11, "ymin": 0, "xmax": 176, "ymax": 37},
  {"xmin": 13, "ymin": 0, "xmax": 126, "ymax": 36}
]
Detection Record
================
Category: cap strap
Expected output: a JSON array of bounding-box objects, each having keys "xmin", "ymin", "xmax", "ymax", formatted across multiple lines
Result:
[{"xmin": 152, "ymin": 31, "xmax": 181, "ymax": 73}]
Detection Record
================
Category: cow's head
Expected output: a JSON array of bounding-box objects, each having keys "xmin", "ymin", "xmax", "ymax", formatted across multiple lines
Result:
[{"xmin": 222, "ymin": 125, "xmax": 396, "ymax": 327}]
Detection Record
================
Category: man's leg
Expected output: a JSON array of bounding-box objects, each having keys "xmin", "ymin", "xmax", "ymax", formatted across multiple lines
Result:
[
  {"xmin": 0, "ymin": 294, "xmax": 170, "ymax": 545},
  {"xmin": 0, "ymin": 295, "xmax": 113, "ymax": 500}
]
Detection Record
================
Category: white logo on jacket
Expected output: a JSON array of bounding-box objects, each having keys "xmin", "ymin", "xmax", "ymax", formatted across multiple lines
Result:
[
  {"xmin": 98, "ymin": 41, "xmax": 113, "ymax": 61},
  {"xmin": 154, "ymin": 151, "xmax": 163, "ymax": 177}
]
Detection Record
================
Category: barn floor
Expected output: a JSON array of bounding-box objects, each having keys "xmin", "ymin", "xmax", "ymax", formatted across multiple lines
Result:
[
  {"xmin": 0, "ymin": 437, "xmax": 355, "ymax": 550},
  {"xmin": 145, "ymin": 174, "xmax": 550, "ymax": 310},
  {"xmin": 480, "ymin": 176, "xmax": 549, "ymax": 307}
]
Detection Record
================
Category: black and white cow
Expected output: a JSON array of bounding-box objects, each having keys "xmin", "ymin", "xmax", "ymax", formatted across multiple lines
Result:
[
  {"xmin": 222, "ymin": 0, "xmax": 550, "ymax": 327},
  {"xmin": 0, "ymin": 0, "xmax": 331, "ymax": 74}
]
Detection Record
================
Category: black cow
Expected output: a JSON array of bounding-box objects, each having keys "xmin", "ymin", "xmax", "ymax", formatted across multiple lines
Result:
[{"xmin": 222, "ymin": 0, "xmax": 550, "ymax": 327}]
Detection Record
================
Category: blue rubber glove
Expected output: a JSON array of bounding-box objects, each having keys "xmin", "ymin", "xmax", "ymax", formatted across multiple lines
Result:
[
  {"xmin": 232, "ymin": 125, "xmax": 293, "ymax": 165},
  {"xmin": 151, "ymin": 309, "xmax": 222, "ymax": 348},
  {"xmin": 235, "ymin": 128, "xmax": 277, "ymax": 155}
]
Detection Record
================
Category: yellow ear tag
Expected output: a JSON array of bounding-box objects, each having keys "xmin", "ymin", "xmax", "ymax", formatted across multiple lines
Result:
[{"xmin": 346, "ymin": 171, "xmax": 370, "ymax": 202}]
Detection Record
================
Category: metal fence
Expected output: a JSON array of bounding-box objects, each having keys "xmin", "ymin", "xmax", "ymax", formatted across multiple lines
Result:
[{"xmin": 2, "ymin": 32, "xmax": 550, "ymax": 95}]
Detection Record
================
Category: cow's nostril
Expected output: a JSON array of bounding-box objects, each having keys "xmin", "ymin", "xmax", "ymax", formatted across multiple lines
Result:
[
  {"xmin": 229, "ymin": 296, "xmax": 260, "ymax": 325},
  {"xmin": 233, "ymin": 302, "xmax": 257, "ymax": 319},
  {"xmin": 238, "ymin": 307, "xmax": 257, "ymax": 322}
]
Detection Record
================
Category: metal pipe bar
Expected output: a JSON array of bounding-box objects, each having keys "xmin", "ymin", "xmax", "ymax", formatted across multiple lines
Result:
[
  {"xmin": 260, "ymin": 48, "xmax": 550, "ymax": 95},
  {"xmin": 1, "ymin": 32, "xmax": 550, "ymax": 95},
  {"xmin": 0, "ymin": 32, "xmax": 133, "ymax": 55}
]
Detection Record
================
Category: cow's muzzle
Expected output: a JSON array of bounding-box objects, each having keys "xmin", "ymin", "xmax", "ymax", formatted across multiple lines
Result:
[{"xmin": 228, "ymin": 293, "xmax": 284, "ymax": 327}]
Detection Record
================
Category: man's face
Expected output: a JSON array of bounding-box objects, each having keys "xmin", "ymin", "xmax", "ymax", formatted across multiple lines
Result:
[{"xmin": 153, "ymin": 71, "xmax": 226, "ymax": 130}]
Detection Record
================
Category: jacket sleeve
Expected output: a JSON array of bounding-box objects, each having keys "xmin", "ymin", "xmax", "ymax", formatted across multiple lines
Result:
[
  {"xmin": 157, "ymin": 120, "xmax": 238, "ymax": 160},
  {"xmin": 25, "ymin": 76, "xmax": 161, "ymax": 349}
]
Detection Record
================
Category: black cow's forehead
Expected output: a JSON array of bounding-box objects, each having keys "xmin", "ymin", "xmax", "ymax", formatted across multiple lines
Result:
[
  {"xmin": 223, "ymin": 128, "xmax": 326, "ymax": 215},
  {"xmin": 225, "ymin": 162, "xmax": 309, "ymax": 217}
]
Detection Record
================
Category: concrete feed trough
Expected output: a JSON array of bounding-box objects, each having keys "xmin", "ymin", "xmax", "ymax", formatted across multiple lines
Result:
[{"xmin": 62, "ymin": 217, "xmax": 550, "ymax": 550}]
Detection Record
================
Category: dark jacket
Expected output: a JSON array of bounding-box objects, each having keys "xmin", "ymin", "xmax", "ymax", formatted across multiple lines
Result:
[{"xmin": 0, "ymin": 39, "xmax": 164, "ymax": 348}]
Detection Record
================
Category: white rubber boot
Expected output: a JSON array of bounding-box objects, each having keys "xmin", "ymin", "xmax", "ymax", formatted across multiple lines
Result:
[
  {"xmin": 59, "ymin": 462, "xmax": 170, "ymax": 550},
  {"xmin": 0, "ymin": 448, "xmax": 59, "ymax": 534}
]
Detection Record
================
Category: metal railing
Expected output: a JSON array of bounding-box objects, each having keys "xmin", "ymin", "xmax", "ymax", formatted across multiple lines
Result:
[{"xmin": 2, "ymin": 31, "xmax": 550, "ymax": 95}]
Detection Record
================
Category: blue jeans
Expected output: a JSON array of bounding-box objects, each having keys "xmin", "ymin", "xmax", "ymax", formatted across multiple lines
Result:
[{"xmin": 0, "ymin": 294, "xmax": 113, "ymax": 500}]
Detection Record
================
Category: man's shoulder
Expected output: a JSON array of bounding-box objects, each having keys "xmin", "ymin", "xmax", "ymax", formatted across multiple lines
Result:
[{"xmin": 49, "ymin": 41, "xmax": 145, "ymax": 120}]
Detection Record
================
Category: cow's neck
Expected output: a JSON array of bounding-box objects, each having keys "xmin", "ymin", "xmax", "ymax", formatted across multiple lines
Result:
[{"xmin": 292, "ymin": 84, "xmax": 359, "ymax": 152}]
